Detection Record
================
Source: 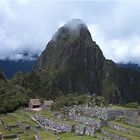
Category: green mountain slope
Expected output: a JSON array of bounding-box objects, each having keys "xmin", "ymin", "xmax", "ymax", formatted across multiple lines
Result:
[{"xmin": 0, "ymin": 69, "xmax": 28, "ymax": 113}]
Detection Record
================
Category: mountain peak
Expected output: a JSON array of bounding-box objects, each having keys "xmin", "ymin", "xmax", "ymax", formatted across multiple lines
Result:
[
  {"xmin": 63, "ymin": 19, "xmax": 87, "ymax": 31},
  {"xmin": 52, "ymin": 19, "xmax": 89, "ymax": 42},
  {"xmin": 34, "ymin": 19, "xmax": 105, "ymax": 95},
  {"xmin": 32, "ymin": 19, "xmax": 140, "ymax": 104}
]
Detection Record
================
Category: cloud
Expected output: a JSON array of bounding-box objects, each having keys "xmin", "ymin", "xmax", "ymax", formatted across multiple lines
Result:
[
  {"xmin": 0, "ymin": 0, "xmax": 140, "ymax": 64},
  {"xmin": 52, "ymin": 19, "xmax": 88, "ymax": 41}
]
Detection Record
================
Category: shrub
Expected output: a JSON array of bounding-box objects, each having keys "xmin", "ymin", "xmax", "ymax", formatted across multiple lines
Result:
[{"xmin": 123, "ymin": 102, "xmax": 139, "ymax": 109}]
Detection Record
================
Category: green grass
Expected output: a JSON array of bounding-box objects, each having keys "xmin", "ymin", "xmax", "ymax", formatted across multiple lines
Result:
[
  {"xmin": 96, "ymin": 132, "xmax": 111, "ymax": 140},
  {"xmin": 108, "ymin": 105, "xmax": 129, "ymax": 110},
  {"xmin": 8, "ymin": 110, "xmax": 37, "ymax": 125},
  {"xmin": 38, "ymin": 110, "xmax": 56, "ymax": 120},
  {"xmin": 60, "ymin": 133, "xmax": 98, "ymax": 140},
  {"xmin": 112, "ymin": 121, "xmax": 140, "ymax": 132},
  {"xmin": 0, "ymin": 115, "xmax": 17, "ymax": 126},
  {"xmin": 18, "ymin": 129, "xmax": 35, "ymax": 140},
  {"xmin": 91, "ymin": 116, "xmax": 100, "ymax": 121},
  {"xmin": 103, "ymin": 126, "xmax": 140, "ymax": 140},
  {"xmin": 11, "ymin": 127, "xmax": 23, "ymax": 133},
  {"xmin": 0, "ymin": 110, "xmax": 57, "ymax": 140},
  {"xmin": 38, "ymin": 130, "xmax": 56, "ymax": 140},
  {"xmin": 0, "ymin": 110, "xmax": 37, "ymax": 140},
  {"xmin": 0, "ymin": 125, "xmax": 15, "ymax": 135},
  {"xmin": 19, "ymin": 129, "xmax": 55, "ymax": 140}
]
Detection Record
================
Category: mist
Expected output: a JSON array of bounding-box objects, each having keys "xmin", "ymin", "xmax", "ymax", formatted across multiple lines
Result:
[{"xmin": 0, "ymin": 1, "xmax": 140, "ymax": 64}]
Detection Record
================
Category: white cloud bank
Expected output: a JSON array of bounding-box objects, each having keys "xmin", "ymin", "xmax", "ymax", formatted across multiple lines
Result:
[{"xmin": 0, "ymin": 0, "xmax": 140, "ymax": 64}]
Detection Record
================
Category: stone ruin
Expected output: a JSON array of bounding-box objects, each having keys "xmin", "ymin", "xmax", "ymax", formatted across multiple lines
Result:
[
  {"xmin": 72, "ymin": 106, "xmax": 126, "ymax": 121},
  {"xmin": 124, "ymin": 109, "xmax": 140, "ymax": 127}
]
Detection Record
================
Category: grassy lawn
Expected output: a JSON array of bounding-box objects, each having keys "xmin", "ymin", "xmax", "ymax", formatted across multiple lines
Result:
[
  {"xmin": 103, "ymin": 126, "xmax": 140, "ymax": 140},
  {"xmin": 112, "ymin": 121, "xmax": 140, "ymax": 132}
]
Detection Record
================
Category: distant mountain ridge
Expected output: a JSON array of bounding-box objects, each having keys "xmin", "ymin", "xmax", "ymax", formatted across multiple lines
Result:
[
  {"xmin": 1, "ymin": 59, "xmax": 139, "ymax": 80},
  {"xmin": 0, "ymin": 60, "xmax": 36, "ymax": 79},
  {"xmin": 117, "ymin": 63, "xmax": 140, "ymax": 71}
]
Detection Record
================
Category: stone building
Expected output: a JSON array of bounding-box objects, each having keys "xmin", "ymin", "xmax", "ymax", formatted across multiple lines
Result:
[
  {"xmin": 42, "ymin": 100, "xmax": 54, "ymax": 109},
  {"xmin": 29, "ymin": 99, "xmax": 41, "ymax": 109}
]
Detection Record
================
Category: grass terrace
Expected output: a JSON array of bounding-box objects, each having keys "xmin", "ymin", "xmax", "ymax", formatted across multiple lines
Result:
[
  {"xmin": 103, "ymin": 126, "xmax": 140, "ymax": 140},
  {"xmin": 112, "ymin": 120, "xmax": 140, "ymax": 132},
  {"xmin": 0, "ymin": 114, "xmax": 17, "ymax": 126},
  {"xmin": 8, "ymin": 110, "xmax": 37, "ymax": 125}
]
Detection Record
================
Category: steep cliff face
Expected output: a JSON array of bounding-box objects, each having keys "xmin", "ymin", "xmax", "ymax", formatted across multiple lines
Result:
[
  {"xmin": 118, "ymin": 67, "xmax": 140, "ymax": 103},
  {"xmin": 102, "ymin": 60, "xmax": 121, "ymax": 104},
  {"xmin": 34, "ymin": 19, "xmax": 105, "ymax": 95}
]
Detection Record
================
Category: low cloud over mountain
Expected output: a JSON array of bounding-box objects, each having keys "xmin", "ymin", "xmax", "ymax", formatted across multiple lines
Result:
[{"xmin": 0, "ymin": 1, "xmax": 140, "ymax": 64}]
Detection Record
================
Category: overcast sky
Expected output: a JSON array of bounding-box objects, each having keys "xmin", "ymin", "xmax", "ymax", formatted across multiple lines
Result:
[{"xmin": 0, "ymin": 0, "xmax": 140, "ymax": 64}]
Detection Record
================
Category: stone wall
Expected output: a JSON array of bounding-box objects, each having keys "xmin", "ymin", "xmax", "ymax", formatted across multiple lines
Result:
[
  {"xmin": 34, "ymin": 114, "xmax": 72, "ymax": 133},
  {"xmin": 70, "ymin": 106, "xmax": 126, "ymax": 121},
  {"xmin": 34, "ymin": 114, "xmax": 99, "ymax": 137},
  {"xmin": 124, "ymin": 110, "xmax": 140, "ymax": 127},
  {"xmin": 74, "ymin": 124, "xmax": 95, "ymax": 136},
  {"xmin": 68, "ymin": 113, "xmax": 101, "ymax": 129},
  {"xmin": 125, "ymin": 119, "xmax": 140, "ymax": 127}
]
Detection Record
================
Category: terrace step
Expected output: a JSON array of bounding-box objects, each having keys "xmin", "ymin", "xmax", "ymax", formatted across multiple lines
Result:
[
  {"xmin": 108, "ymin": 121, "xmax": 140, "ymax": 137},
  {"xmin": 101, "ymin": 126, "xmax": 140, "ymax": 140},
  {"xmin": 96, "ymin": 132, "xmax": 111, "ymax": 140}
]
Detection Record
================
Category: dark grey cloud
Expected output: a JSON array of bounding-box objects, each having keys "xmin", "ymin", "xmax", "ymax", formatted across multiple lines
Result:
[{"xmin": 0, "ymin": 0, "xmax": 140, "ymax": 64}]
